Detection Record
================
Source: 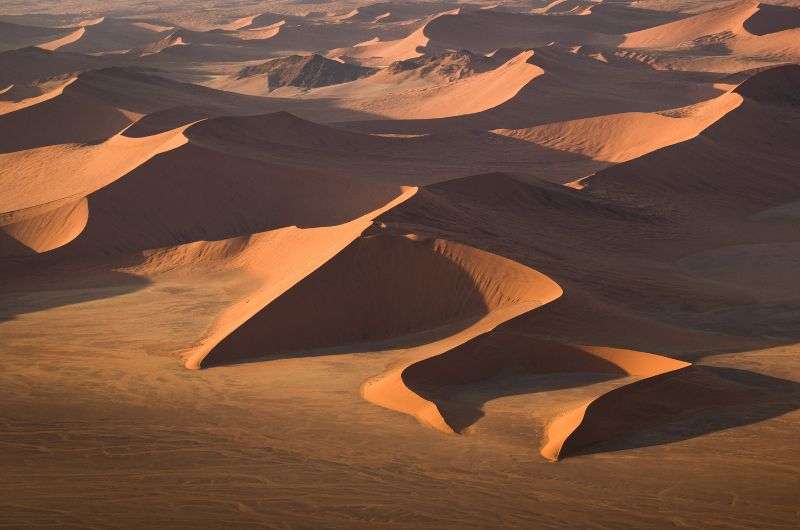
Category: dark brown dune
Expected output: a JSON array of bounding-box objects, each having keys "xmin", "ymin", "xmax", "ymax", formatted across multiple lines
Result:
[
  {"xmin": 742, "ymin": 4, "xmax": 800, "ymax": 36},
  {"xmin": 548, "ymin": 365, "xmax": 758, "ymax": 460},
  {"xmin": 585, "ymin": 65, "xmax": 800, "ymax": 215},
  {"xmin": 385, "ymin": 49, "xmax": 497, "ymax": 80},
  {"xmin": 237, "ymin": 53, "xmax": 377, "ymax": 90}
]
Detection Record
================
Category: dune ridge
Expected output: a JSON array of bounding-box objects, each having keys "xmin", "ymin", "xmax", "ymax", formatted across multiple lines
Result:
[
  {"xmin": 36, "ymin": 26, "xmax": 86, "ymax": 50},
  {"xmin": 492, "ymin": 90, "xmax": 743, "ymax": 163},
  {"xmin": 183, "ymin": 190, "xmax": 416, "ymax": 369}
]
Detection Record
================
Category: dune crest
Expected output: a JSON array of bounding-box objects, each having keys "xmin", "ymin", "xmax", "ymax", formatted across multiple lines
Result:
[
  {"xmin": 184, "ymin": 189, "xmax": 417, "ymax": 369},
  {"xmin": 359, "ymin": 242, "xmax": 563, "ymax": 433},
  {"xmin": 493, "ymin": 91, "xmax": 743, "ymax": 163},
  {"xmin": 36, "ymin": 26, "xmax": 85, "ymax": 50}
]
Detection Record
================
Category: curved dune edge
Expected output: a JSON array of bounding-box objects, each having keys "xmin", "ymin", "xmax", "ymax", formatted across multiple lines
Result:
[
  {"xmin": 337, "ymin": 9, "xmax": 459, "ymax": 65},
  {"xmin": 361, "ymin": 260, "xmax": 563, "ymax": 434},
  {"xmin": 0, "ymin": 197, "xmax": 88, "ymax": 256},
  {"xmin": 310, "ymin": 50, "xmax": 543, "ymax": 120},
  {"xmin": 182, "ymin": 186, "xmax": 417, "ymax": 370},
  {"xmin": 492, "ymin": 91, "xmax": 743, "ymax": 163},
  {"xmin": 36, "ymin": 27, "xmax": 86, "ymax": 51},
  {"xmin": 620, "ymin": 0, "xmax": 800, "ymax": 57},
  {"xmin": 199, "ymin": 233, "xmax": 562, "ymax": 369},
  {"xmin": 0, "ymin": 122, "xmax": 191, "ymax": 255},
  {"xmin": 540, "ymin": 360, "xmax": 765, "ymax": 461},
  {"xmin": 621, "ymin": 0, "xmax": 760, "ymax": 49},
  {"xmin": 0, "ymin": 77, "xmax": 77, "ymax": 116},
  {"xmin": 540, "ymin": 357, "xmax": 689, "ymax": 461},
  {"xmin": 0, "ymin": 124, "xmax": 190, "ymax": 218}
]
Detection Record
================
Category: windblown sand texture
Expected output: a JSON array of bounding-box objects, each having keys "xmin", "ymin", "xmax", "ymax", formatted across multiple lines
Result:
[{"xmin": 1, "ymin": 0, "xmax": 799, "ymax": 528}]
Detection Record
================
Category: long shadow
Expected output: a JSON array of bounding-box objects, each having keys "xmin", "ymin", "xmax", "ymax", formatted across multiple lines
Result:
[
  {"xmin": 414, "ymin": 372, "xmax": 621, "ymax": 434},
  {"xmin": 0, "ymin": 247, "xmax": 151, "ymax": 323},
  {"xmin": 564, "ymin": 366, "xmax": 800, "ymax": 458},
  {"xmin": 402, "ymin": 334, "xmax": 800, "ymax": 458},
  {"xmin": 401, "ymin": 331, "xmax": 636, "ymax": 433}
]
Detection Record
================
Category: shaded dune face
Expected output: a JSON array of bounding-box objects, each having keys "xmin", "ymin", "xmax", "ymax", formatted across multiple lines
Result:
[
  {"xmin": 742, "ymin": 4, "xmax": 800, "ymax": 36},
  {"xmin": 584, "ymin": 65, "xmax": 800, "ymax": 215},
  {"xmin": 202, "ymin": 235, "xmax": 551, "ymax": 367},
  {"xmin": 402, "ymin": 334, "xmax": 687, "ymax": 434},
  {"xmin": 46, "ymin": 128, "xmax": 403, "ymax": 256},
  {"xmin": 544, "ymin": 364, "xmax": 800, "ymax": 461},
  {"xmin": 0, "ymin": 198, "xmax": 88, "ymax": 257},
  {"xmin": 0, "ymin": 89, "xmax": 135, "ymax": 153},
  {"xmin": 733, "ymin": 63, "xmax": 800, "ymax": 105}
]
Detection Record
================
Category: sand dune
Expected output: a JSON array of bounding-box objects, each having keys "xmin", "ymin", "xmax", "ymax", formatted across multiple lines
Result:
[
  {"xmin": 0, "ymin": 76, "xmax": 76, "ymax": 116},
  {"xmin": 182, "ymin": 191, "xmax": 415, "ymax": 370},
  {"xmin": 622, "ymin": 0, "xmax": 800, "ymax": 62},
  {"xmin": 544, "ymin": 364, "xmax": 759, "ymax": 460},
  {"xmin": 0, "ymin": 47, "xmax": 109, "ymax": 87},
  {"xmin": 339, "ymin": 23, "xmax": 434, "ymax": 65},
  {"xmin": 493, "ymin": 90, "xmax": 742, "ymax": 163},
  {"xmin": 0, "ymin": 21, "xmax": 81, "ymax": 52},
  {"xmin": 47, "ymin": 127, "xmax": 406, "ymax": 256},
  {"xmin": 56, "ymin": 18, "xmax": 173, "ymax": 54},
  {"xmin": 622, "ymin": 0, "xmax": 760, "ymax": 49},
  {"xmin": 0, "ymin": 197, "xmax": 88, "ymax": 256},
  {"xmin": 337, "ymin": 7, "xmax": 625, "ymax": 66},
  {"xmin": 202, "ymin": 234, "xmax": 559, "ymax": 367},
  {"xmin": 294, "ymin": 49, "xmax": 542, "ymax": 119},
  {"xmin": 396, "ymin": 333, "xmax": 690, "ymax": 452},
  {"xmin": 354, "ymin": 50, "xmax": 543, "ymax": 119},
  {"xmin": 1, "ymin": 2, "xmax": 799, "ymax": 527},
  {"xmin": 36, "ymin": 27, "xmax": 86, "ymax": 51},
  {"xmin": 585, "ymin": 65, "xmax": 800, "ymax": 214}
]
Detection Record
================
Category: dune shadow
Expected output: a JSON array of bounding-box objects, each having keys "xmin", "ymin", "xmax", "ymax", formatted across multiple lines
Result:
[
  {"xmin": 561, "ymin": 366, "xmax": 800, "ymax": 459},
  {"xmin": 201, "ymin": 235, "xmax": 495, "ymax": 368},
  {"xmin": 743, "ymin": 4, "xmax": 800, "ymax": 36},
  {"xmin": 0, "ymin": 248, "xmax": 151, "ymax": 322},
  {"xmin": 415, "ymin": 372, "xmax": 621, "ymax": 434},
  {"xmin": 201, "ymin": 233, "xmax": 559, "ymax": 368}
]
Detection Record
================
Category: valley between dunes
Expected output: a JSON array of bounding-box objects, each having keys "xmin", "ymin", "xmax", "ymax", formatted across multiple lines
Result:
[{"xmin": 1, "ymin": 0, "xmax": 799, "ymax": 528}]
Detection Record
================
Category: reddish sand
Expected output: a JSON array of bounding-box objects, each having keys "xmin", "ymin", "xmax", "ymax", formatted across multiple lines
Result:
[{"xmin": 0, "ymin": 1, "xmax": 799, "ymax": 528}]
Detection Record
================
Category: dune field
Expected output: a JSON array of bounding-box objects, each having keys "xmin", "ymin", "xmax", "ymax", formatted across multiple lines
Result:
[{"xmin": 1, "ymin": 0, "xmax": 799, "ymax": 527}]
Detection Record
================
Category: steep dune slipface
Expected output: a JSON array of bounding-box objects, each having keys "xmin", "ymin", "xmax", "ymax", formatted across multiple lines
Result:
[
  {"xmin": 0, "ymin": 47, "xmax": 108, "ymax": 88},
  {"xmin": 0, "ymin": 77, "xmax": 77, "ymax": 116},
  {"xmin": 61, "ymin": 135, "xmax": 404, "ymax": 256},
  {"xmin": 202, "ymin": 234, "xmax": 559, "ymax": 367},
  {"xmin": 0, "ymin": 85, "xmax": 139, "ymax": 153},
  {"xmin": 341, "ymin": 25, "xmax": 433, "ymax": 65},
  {"xmin": 543, "ymin": 364, "xmax": 757, "ymax": 460},
  {"xmin": 57, "ymin": 18, "xmax": 173, "ymax": 54},
  {"xmin": 0, "ymin": 127, "xmax": 188, "ymax": 255},
  {"xmin": 0, "ymin": 198, "xmax": 88, "ymax": 257},
  {"xmin": 0, "ymin": 21, "xmax": 81, "ymax": 52},
  {"xmin": 417, "ymin": 8, "xmax": 620, "ymax": 53},
  {"xmin": 36, "ymin": 27, "xmax": 86, "ymax": 51},
  {"xmin": 401, "ymin": 333, "xmax": 689, "ymax": 440},
  {"xmin": 180, "ymin": 189, "xmax": 416, "ymax": 370},
  {"xmin": 741, "ymin": 4, "xmax": 800, "ymax": 36},
  {"xmin": 621, "ymin": 0, "xmax": 800, "ymax": 64},
  {"xmin": 584, "ymin": 65, "xmax": 800, "ymax": 214},
  {"xmin": 492, "ymin": 91, "xmax": 742, "ymax": 163},
  {"xmin": 305, "ymin": 50, "xmax": 543, "ymax": 119},
  {"xmin": 621, "ymin": 0, "xmax": 760, "ymax": 49}
]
